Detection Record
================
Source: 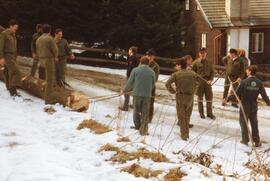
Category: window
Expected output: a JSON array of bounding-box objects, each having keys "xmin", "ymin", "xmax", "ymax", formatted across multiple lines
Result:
[
  {"xmin": 181, "ymin": 40, "xmax": 186, "ymax": 47},
  {"xmin": 201, "ymin": 33, "xmax": 207, "ymax": 48},
  {"xmin": 252, "ymin": 33, "xmax": 264, "ymax": 53},
  {"xmin": 185, "ymin": 0, "xmax": 190, "ymax": 10}
]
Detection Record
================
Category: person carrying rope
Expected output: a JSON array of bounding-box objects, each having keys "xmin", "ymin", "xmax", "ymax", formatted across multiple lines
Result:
[
  {"xmin": 121, "ymin": 56, "xmax": 155, "ymax": 136},
  {"xmin": 222, "ymin": 48, "xmax": 245, "ymax": 108},
  {"xmin": 119, "ymin": 46, "xmax": 139, "ymax": 111},
  {"xmin": 228, "ymin": 66, "xmax": 270, "ymax": 147},
  {"xmin": 192, "ymin": 48, "xmax": 216, "ymax": 120},
  {"xmin": 165, "ymin": 58, "xmax": 197, "ymax": 141}
]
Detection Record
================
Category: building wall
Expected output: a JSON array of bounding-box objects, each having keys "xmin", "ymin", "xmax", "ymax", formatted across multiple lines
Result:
[
  {"xmin": 227, "ymin": 28, "xmax": 250, "ymax": 57},
  {"xmin": 249, "ymin": 28, "xmax": 270, "ymax": 64},
  {"xmin": 189, "ymin": 0, "xmax": 224, "ymax": 64}
]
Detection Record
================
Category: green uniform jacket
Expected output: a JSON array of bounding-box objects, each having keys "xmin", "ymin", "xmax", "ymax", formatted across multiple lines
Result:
[
  {"xmin": 124, "ymin": 64, "xmax": 155, "ymax": 98},
  {"xmin": 223, "ymin": 56, "xmax": 245, "ymax": 79},
  {"xmin": 0, "ymin": 29, "xmax": 17, "ymax": 59},
  {"xmin": 149, "ymin": 61, "xmax": 160, "ymax": 82},
  {"xmin": 36, "ymin": 34, "xmax": 58, "ymax": 65},
  {"xmin": 31, "ymin": 32, "xmax": 42, "ymax": 54},
  {"xmin": 165, "ymin": 69, "xmax": 197, "ymax": 95},
  {"xmin": 192, "ymin": 58, "xmax": 214, "ymax": 81},
  {"xmin": 55, "ymin": 38, "xmax": 72, "ymax": 57}
]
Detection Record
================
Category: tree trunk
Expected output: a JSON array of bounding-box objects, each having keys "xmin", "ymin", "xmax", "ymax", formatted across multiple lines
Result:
[{"xmin": 0, "ymin": 69, "xmax": 90, "ymax": 112}]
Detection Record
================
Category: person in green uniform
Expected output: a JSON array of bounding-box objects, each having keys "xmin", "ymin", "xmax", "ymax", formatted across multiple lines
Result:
[
  {"xmin": 54, "ymin": 28, "xmax": 75, "ymax": 86},
  {"xmin": 146, "ymin": 49, "xmax": 160, "ymax": 122},
  {"xmin": 192, "ymin": 48, "xmax": 215, "ymax": 120},
  {"xmin": 0, "ymin": 19, "xmax": 22, "ymax": 96},
  {"xmin": 166, "ymin": 58, "xmax": 197, "ymax": 140},
  {"xmin": 30, "ymin": 24, "xmax": 43, "ymax": 77},
  {"xmin": 222, "ymin": 48, "xmax": 245, "ymax": 108},
  {"xmin": 184, "ymin": 55, "xmax": 193, "ymax": 70},
  {"xmin": 36, "ymin": 24, "xmax": 58, "ymax": 104},
  {"xmin": 123, "ymin": 56, "xmax": 155, "ymax": 136}
]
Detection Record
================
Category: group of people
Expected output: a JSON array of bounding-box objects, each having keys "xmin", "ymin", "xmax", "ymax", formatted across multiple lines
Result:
[
  {"xmin": 0, "ymin": 20, "xmax": 75, "ymax": 104},
  {"xmin": 122, "ymin": 47, "xmax": 270, "ymax": 147},
  {"xmin": 0, "ymin": 19, "xmax": 269, "ymax": 147}
]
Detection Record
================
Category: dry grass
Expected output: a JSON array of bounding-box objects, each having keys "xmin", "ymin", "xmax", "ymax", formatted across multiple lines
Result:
[
  {"xmin": 98, "ymin": 144, "xmax": 120, "ymax": 152},
  {"xmin": 44, "ymin": 106, "xmax": 56, "ymax": 114},
  {"xmin": 98, "ymin": 144, "xmax": 170, "ymax": 163},
  {"xmin": 244, "ymin": 159, "xmax": 270, "ymax": 177},
  {"xmin": 164, "ymin": 167, "xmax": 187, "ymax": 181},
  {"xmin": 182, "ymin": 152, "xmax": 213, "ymax": 168},
  {"xmin": 117, "ymin": 137, "xmax": 131, "ymax": 142},
  {"xmin": 77, "ymin": 119, "xmax": 111, "ymax": 134},
  {"xmin": 121, "ymin": 164, "xmax": 162, "ymax": 179},
  {"xmin": 133, "ymin": 149, "xmax": 169, "ymax": 162},
  {"xmin": 109, "ymin": 149, "xmax": 169, "ymax": 163}
]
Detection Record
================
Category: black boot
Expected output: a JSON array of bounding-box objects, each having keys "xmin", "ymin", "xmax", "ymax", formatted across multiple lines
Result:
[
  {"xmin": 9, "ymin": 87, "xmax": 19, "ymax": 97},
  {"xmin": 200, "ymin": 113, "xmax": 205, "ymax": 119}
]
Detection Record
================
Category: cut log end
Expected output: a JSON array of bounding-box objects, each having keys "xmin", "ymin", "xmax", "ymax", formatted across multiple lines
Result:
[{"xmin": 0, "ymin": 71, "xmax": 90, "ymax": 112}]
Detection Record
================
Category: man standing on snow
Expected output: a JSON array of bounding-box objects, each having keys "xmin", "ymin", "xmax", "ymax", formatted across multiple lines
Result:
[
  {"xmin": 30, "ymin": 24, "xmax": 43, "ymax": 77},
  {"xmin": 166, "ymin": 58, "xmax": 197, "ymax": 141},
  {"xmin": 36, "ymin": 24, "xmax": 58, "ymax": 104},
  {"xmin": 54, "ymin": 28, "xmax": 75, "ymax": 86},
  {"xmin": 222, "ymin": 48, "xmax": 245, "ymax": 108},
  {"xmin": 119, "ymin": 46, "xmax": 139, "ymax": 111},
  {"xmin": 192, "ymin": 48, "xmax": 215, "ymax": 120},
  {"xmin": 0, "ymin": 19, "xmax": 22, "ymax": 96},
  {"xmin": 230, "ymin": 66, "xmax": 270, "ymax": 147},
  {"xmin": 123, "ymin": 56, "xmax": 155, "ymax": 136},
  {"xmin": 146, "ymin": 49, "xmax": 160, "ymax": 122}
]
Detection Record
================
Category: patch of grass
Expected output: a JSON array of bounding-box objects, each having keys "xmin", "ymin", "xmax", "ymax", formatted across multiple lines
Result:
[
  {"xmin": 117, "ymin": 137, "xmax": 131, "ymax": 142},
  {"xmin": 182, "ymin": 152, "xmax": 213, "ymax": 168},
  {"xmin": 98, "ymin": 144, "xmax": 120, "ymax": 152},
  {"xmin": 133, "ymin": 149, "xmax": 169, "ymax": 162},
  {"xmin": 44, "ymin": 106, "xmax": 56, "ymax": 114},
  {"xmin": 77, "ymin": 119, "xmax": 111, "ymax": 134},
  {"xmin": 164, "ymin": 167, "xmax": 187, "ymax": 181},
  {"xmin": 109, "ymin": 148, "xmax": 169, "ymax": 163},
  {"xmin": 244, "ymin": 159, "xmax": 270, "ymax": 177},
  {"xmin": 121, "ymin": 164, "xmax": 162, "ymax": 179}
]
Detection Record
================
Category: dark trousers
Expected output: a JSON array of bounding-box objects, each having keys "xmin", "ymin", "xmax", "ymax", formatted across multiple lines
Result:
[
  {"xmin": 55, "ymin": 57, "xmax": 67, "ymax": 84},
  {"xmin": 223, "ymin": 76, "xmax": 239, "ymax": 103},
  {"xmin": 133, "ymin": 96, "xmax": 151, "ymax": 135},
  {"xmin": 122, "ymin": 94, "xmax": 130, "ymax": 110},
  {"xmin": 122, "ymin": 77, "xmax": 130, "ymax": 110},
  {"xmin": 223, "ymin": 76, "xmax": 230, "ymax": 99},
  {"xmin": 149, "ymin": 88, "xmax": 155, "ymax": 122},
  {"xmin": 197, "ymin": 81, "xmax": 213, "ymax": 116},
  {"xmin": 240, "ymin": 105, "xmax": 260, "ymax": 143}
]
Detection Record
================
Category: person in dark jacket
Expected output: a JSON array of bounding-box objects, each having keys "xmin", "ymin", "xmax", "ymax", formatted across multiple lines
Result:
[
  {"xmin": 123, "ymin": 56, "xmax": 155, "ymax": 135},
  {"xmin": 222, "ymin": 48, "xmax": 245, "ymax": 107},
  {"xmin": 119, "ymin": 46, "xmax": 139, "ymax": 111},
  {"xmin": 231, "ymin": 66, "xmax": 270, "ymax": 147}
]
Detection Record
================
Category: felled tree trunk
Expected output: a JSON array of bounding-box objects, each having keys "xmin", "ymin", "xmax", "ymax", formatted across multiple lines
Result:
[{"xmin": 0, "ymin": 70, "xmax": 89, "ymax": 112}]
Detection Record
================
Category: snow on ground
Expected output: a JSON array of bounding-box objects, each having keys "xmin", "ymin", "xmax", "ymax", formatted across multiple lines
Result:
[
  {"xmin": 1, "ymin": 66, "xmax": 270, "ymax": 180},
  {"xmin": 68, "ymin": 64, "xmax": 270, "ymax": 95}
]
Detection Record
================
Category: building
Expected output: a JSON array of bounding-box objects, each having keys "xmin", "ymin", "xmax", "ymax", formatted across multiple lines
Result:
[{"xmin": 185, "ymin": 0, "xmax": 270, "ymax": 65}]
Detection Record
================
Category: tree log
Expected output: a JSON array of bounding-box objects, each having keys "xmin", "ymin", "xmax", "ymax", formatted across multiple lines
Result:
[{"xmin": 0, "ymin": 69, "xmax": 89, "ymax": 112}]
